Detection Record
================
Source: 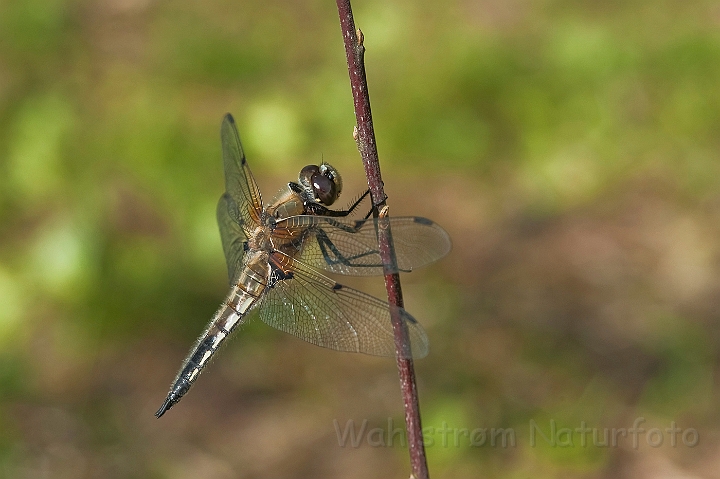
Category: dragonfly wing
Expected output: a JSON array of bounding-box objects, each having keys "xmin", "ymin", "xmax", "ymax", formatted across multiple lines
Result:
[
  {"xmin": 258, "ymin": 251, "xmax": 429, "ymax": 358},
  {"xmin": 217, "ymin": 193, "xmax": 248, "ymax": 284},
  {"xmin": 221, "ymin": 113, "xmax": 263, "ymax": 231},
  {"xmin": 273, "ymin": 215, "xmax": 451, "ymax": 276}
]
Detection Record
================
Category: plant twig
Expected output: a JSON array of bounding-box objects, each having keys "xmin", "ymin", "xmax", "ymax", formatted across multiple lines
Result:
[{"xmin": 335, "ymin": 2, "xmax": 429, "ymax": 478}]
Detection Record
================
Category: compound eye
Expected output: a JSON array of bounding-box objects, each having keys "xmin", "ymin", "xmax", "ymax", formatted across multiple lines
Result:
[
  {"xmin": 312, "ymin": 173, "xmax": 338, "ymax": 205},
  {"xmin": 299, "ymin": 165, "xmax": 320, "ymax": 186}
]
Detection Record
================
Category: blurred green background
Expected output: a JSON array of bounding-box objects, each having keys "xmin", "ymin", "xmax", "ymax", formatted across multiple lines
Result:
[{"xmin": 2, "ymin": 0, "xmax": 720, "ymax": 477}]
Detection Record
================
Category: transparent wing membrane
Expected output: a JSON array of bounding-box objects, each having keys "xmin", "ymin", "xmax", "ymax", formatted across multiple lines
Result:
[
  {"xmin": 217, "ymin": 193, "xmax": 248, "ymax": 285},
  {"xmin": 221, "ymin": 114, "xmax": 264, "ymax": 231},
  {"xmin": 258, "ymin": 251, "xmax": 429, "ymax": 358},
  {"xmin": 273, "ymin": 215, "xmax": 452, "ymax": 276}
]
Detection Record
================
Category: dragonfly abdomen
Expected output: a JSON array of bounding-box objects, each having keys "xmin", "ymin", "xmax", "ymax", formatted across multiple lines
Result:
[{"xmin": 155, "ymin": 286, "xmax": 258, "ymax": 418}]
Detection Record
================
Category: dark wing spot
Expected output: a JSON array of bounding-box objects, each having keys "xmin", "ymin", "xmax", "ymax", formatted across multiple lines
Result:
[
  {"xmin": 332, "ymin": 283, "xmax": 342, "ymax": 291},
  {"xmin": 268, "ymin": 262, "xmax": 294, "ymax": 288},
  {"xmin": 413, "ymin": 217, "xmax": 433, "ymax": 226},
  {"xmin": 354, "ymin": 220, "xmax": 364, "ymax": 229},
  {"xmin": 273, "ymin": 268, "xmax": 294, "ymax": 281}
]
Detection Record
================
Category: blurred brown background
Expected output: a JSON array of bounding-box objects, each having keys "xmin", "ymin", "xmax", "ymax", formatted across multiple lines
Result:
[{"xmin": 2, "ymin": 0, "xmax": 720, "ymax": 477}]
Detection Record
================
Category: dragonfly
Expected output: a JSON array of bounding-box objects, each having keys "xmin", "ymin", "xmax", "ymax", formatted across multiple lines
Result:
[{"xmin": 156, "ymin": 113, "xmax": 451, "ymax": 417}]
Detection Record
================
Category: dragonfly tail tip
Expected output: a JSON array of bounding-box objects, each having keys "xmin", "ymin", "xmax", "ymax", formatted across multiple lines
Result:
[{"xmin": 155, "ymin": 396, "xmax": 174, "ymax": 418}]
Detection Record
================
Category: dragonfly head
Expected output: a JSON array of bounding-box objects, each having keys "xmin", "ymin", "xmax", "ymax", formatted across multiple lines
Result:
[{"xmin": 298, "ymin": 163, "xmax": 343, "ymax": 206}]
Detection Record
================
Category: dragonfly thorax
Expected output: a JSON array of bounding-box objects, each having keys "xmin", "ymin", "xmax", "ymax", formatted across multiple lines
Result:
[
  {"xmin": 267, "ymin": 186, "xmax": 305, "ymax": 219},
  {"xmin": 248, "ymin": 224, "xmax": 274, "ymax": 251}
]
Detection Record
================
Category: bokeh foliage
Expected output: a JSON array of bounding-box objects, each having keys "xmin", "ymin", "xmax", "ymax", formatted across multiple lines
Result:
[{"xmin": 1, "ymin": 0, "xmax": 720, "ymax": 477}]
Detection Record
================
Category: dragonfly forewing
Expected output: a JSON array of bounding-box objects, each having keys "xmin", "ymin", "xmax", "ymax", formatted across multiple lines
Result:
[
  {"xmin": 221, "ymin": 114, "xmax": 264, "ymax": 229},
  {"xmin": 274, "ymin": 215, "xmax": 452, "ymax": 276}
]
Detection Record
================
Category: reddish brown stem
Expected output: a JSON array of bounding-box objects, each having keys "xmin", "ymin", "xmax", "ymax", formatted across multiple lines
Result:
[{"xmin": 335, "ymin": 1, "xmax": 429, "ymax": 478}]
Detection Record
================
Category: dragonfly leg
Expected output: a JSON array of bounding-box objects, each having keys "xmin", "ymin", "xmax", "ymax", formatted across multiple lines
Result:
[
  {"xmin": 305, "ymin": 189, "xmax": 372, "ymax": 218},
  {"xmin": 313, "ymin": 226, "xmax": 411, "ymax": 273}
]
